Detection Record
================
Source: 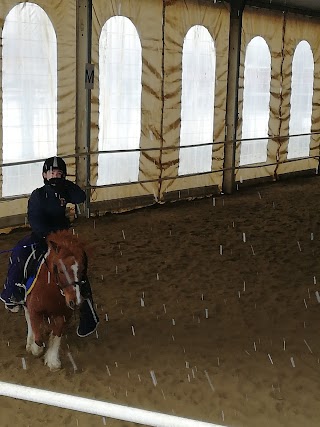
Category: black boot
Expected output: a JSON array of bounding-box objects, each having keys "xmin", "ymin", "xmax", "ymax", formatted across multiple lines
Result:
[
  {"xmin": 77, "ymin": 298, "xmax": 99, "ymax": 337},
  {"xmin": 79, "ymin": 278, "xmax": 92, "ymax": 299}
]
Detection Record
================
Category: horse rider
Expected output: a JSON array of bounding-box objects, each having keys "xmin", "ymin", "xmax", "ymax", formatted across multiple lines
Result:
[{"xmin": 0, "ymin": 156, "xmax": 99, "ymax": 337}]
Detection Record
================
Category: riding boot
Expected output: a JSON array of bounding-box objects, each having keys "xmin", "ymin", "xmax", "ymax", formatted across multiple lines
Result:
[
  {"xmin": 0, "ymin": 235, "xmax": 35, "ymax": 310},
  {"xmin": 79, "ymin": 277, "xmax": 92, "ymax": 300},
  {"xmin": 77, "ymin": 298, "xmax": 99, "ymax": 337},
  {"xmin": 5, "ymin": 304, "xmax": 20, "ymax": 313},
  {"xmin": 3, "ymin": 284, "xmax": 26, "ymax": 312}
]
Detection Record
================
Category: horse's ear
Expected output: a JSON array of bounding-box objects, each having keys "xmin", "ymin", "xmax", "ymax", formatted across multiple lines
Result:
[{"xmin": 49, "ymin": 240, "xmax": 60, "ymax": 253}]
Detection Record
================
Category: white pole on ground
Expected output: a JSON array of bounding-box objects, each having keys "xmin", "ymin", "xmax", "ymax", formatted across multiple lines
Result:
[{"xmin": 0, "ymin": 381, "xmax": 221, "ymax": 427}]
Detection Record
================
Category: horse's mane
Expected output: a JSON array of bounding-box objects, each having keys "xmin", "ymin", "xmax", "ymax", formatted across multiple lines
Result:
[{"xmin": 46, "ymin": 230, "xmax": 85, "ymax": 259}]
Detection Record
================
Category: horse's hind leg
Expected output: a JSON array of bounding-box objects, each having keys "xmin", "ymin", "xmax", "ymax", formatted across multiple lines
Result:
[{"xmin": 24, "ymin": 307, "xmax": 44, "ymax": 357}]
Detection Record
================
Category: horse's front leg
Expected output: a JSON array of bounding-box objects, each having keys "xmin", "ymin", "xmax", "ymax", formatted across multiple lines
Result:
[
  {"xmin": 24, "ymin": 306, "xmax": 34, "ymax": 351},
  {"xmin": 24, "ymin": 307, "xmax": 44, "ymax": 357},
  {"xmin": 44, "ymin": 316, "xmax": 65, "ymax": 371}
]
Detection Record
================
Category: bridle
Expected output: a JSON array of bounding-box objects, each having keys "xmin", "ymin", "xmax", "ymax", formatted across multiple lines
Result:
[
  {"xmin": 52, "ymin": 263, "xmax": 80, "ymax": 294},
  {"xmin": 44, "ymin": 246, "xmax": 87, "ymax": 306}
]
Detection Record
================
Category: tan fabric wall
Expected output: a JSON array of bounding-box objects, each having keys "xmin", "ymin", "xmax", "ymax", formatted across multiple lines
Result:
[
  {"xmin": 91, "ymin": 0, "xmax": 163, "ymax": 203},
  {"xmin": 236, "ymin": 7, "xmax": 284, "ymax": 182},
  {"xmin": 0, "ymin": 0, "xmax": 76, "ymax": 220},
  {"xmin": 236, "ymin": 7, "xmax": 320, "ymax": 182},
  {"xmin": 276, "ymin": 13, "xmax": 320, "ymax": 176},
  {"xmin": 160, "ymin": 0, "xmax": 230, "ymax": 198},
  {"xmin": 91, "ymin": 0, "xmax": 229, "ymax": 204}
]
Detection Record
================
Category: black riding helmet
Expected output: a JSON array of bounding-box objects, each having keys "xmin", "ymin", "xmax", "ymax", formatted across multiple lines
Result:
[
  {"xmin": 43, "ymin": 156, "xmax": 67, "ymax": 183},
  {"xmin": 43, "ymin": 156, "xmax": 67, "ymax": 176}
]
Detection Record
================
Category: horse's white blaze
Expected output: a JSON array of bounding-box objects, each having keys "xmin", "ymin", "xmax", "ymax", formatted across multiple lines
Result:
[
  {"xmin": 71, "ymin": 261, "xmax": 81, "ymax": 304},
  {"xmin": 44, "ymin": 333, "xmax": 61, "ymax": 371},
  {"xmin": 71, "ymin": 260, "xmax": 79, "ymax": 282},
  {"xmin": 58, "ymin": 259, "xmax": 72, "ymax": 284}
]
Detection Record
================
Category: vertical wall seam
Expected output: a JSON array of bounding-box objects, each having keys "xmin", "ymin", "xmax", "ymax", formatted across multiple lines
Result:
[
  {"xmin": 274, "ymin": 11, "xmax": 286, "ymax": 180},
  {"xmin": 158, "ymin": 0, "xmax": 166, "ymax": 201}
]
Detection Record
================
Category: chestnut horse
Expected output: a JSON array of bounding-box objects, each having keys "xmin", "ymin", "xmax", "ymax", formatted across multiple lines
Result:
[{"xmin": 24, "ymin": 230, "xmax": 86, "ymax": 371}]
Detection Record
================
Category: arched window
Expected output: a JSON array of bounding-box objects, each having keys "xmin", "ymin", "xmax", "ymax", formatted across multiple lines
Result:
[
  {"xmin": 2, "ymin": 3, "xmax": 57, "ymax": 197},
  {"xmin": 240, "ymin": 36, "xmax": 271, "ymax": 165},
  {"xmin": 98, "ymin": 16, "xmax": 142, "ymax": 185},
  {"xmin": 288, "ymin": 41, "xmax": 314, "ymax": 159},
  {"xmin": 178, "ymin": 25, "xmax": 216, "ymax": 176}
]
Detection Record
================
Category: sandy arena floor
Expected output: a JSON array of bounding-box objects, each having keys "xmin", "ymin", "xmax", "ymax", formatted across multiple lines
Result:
[{"xmin": 1, "ymin": 176, "xmax": 320, "ymax": 427}]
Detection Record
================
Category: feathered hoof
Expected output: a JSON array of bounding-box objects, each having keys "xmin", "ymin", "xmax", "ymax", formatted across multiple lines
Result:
[
  {"xmin": 48, "ymin": 364, "xmax": 61, "ymax": 372},
  {"xmin": 44, "ymin": 353, "xmax": 61, "ymax": 371},
  {"xmin": 29, "ymin": 342, "xmax": 44, "ymax": 357}
]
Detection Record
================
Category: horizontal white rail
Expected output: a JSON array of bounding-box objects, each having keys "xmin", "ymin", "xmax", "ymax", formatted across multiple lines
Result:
[{"xmin": 0, "ymin": 381, "xmax": 223, "ymax": 427}]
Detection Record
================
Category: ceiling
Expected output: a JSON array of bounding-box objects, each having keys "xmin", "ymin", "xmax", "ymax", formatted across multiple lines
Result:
[
  {"xmin": 225, "ymin": 0, "xmax": 320, "ymax": 15},
  {"xmin": 256, "ymin": 0, "xmax": 320, "ymax": 12}
]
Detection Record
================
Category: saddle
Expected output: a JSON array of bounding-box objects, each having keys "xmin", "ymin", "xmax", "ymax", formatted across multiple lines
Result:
[{"xmin": 22, "ymin": 247, "xmax": 47, "ymax": 298}]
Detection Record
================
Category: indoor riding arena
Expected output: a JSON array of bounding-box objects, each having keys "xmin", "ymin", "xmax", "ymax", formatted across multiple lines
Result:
[{"xmin": 0, "ymin": 1, "xmax": 320, "ymax": 427}]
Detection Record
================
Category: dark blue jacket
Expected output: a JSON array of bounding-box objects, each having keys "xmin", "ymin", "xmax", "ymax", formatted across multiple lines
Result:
[{"xmin": 28, "ymin": 179, "xmax": 86, "ymax": 239}]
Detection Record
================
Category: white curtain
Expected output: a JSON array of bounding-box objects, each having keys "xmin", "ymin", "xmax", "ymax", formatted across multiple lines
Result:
[
  {"xmin": 240, "ymin": 36, "xmax": 271, "ymax": 165},
  {"xmin": 2, "ymin": 2, "xmax": 57, "ymax": 197},
  {"xmin": 178, "ymin": 25, "xmax": 215, "ymax": 176},
  {"xmin": 98, "ymin": 16, "xmax": 142, "ymax": 185},
  {"xmin": 288, "ymin": 41, "xmax": 314, "ymax": 159}
]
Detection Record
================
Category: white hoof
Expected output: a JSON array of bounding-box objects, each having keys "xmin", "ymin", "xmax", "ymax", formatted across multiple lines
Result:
[
  {"xmin": 44, "ymin": 334, "xmax": 62, "ymax": 370},
  {"xmin": 44, "ymin": 352, "xmax": 61, "ymax": 371},
  {"xmin": 26, "ymin": 335, "xmax": 35, "ymax": 352},
  {"xmin": 30, "ymin": 342, "xmax": 44, "ymax": 357}
]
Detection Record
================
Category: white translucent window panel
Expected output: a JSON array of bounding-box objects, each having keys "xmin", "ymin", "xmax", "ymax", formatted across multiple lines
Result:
[
  {"xmin": 2, "ymin": 3, "xmax": 57, "ymax": 197},
  {"xmin": 240, "ymin": 36, "xmax": 271, "ymax": 166},
  {"xmin": 98, "ymin": 16, "xmax": 142, "ymax": 185},
  {"xmin": 178, "ymin": 25, "xmax": 216, "ymax": 176},
  {"xmin": 288, "ymin": 41, "xmax": 314, "ymax": 160}
]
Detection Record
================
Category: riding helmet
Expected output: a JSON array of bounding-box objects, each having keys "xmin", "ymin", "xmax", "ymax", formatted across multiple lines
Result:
[{"xmin": 43, "ymin": 156, "xmax": 67, "ymax": 177}]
